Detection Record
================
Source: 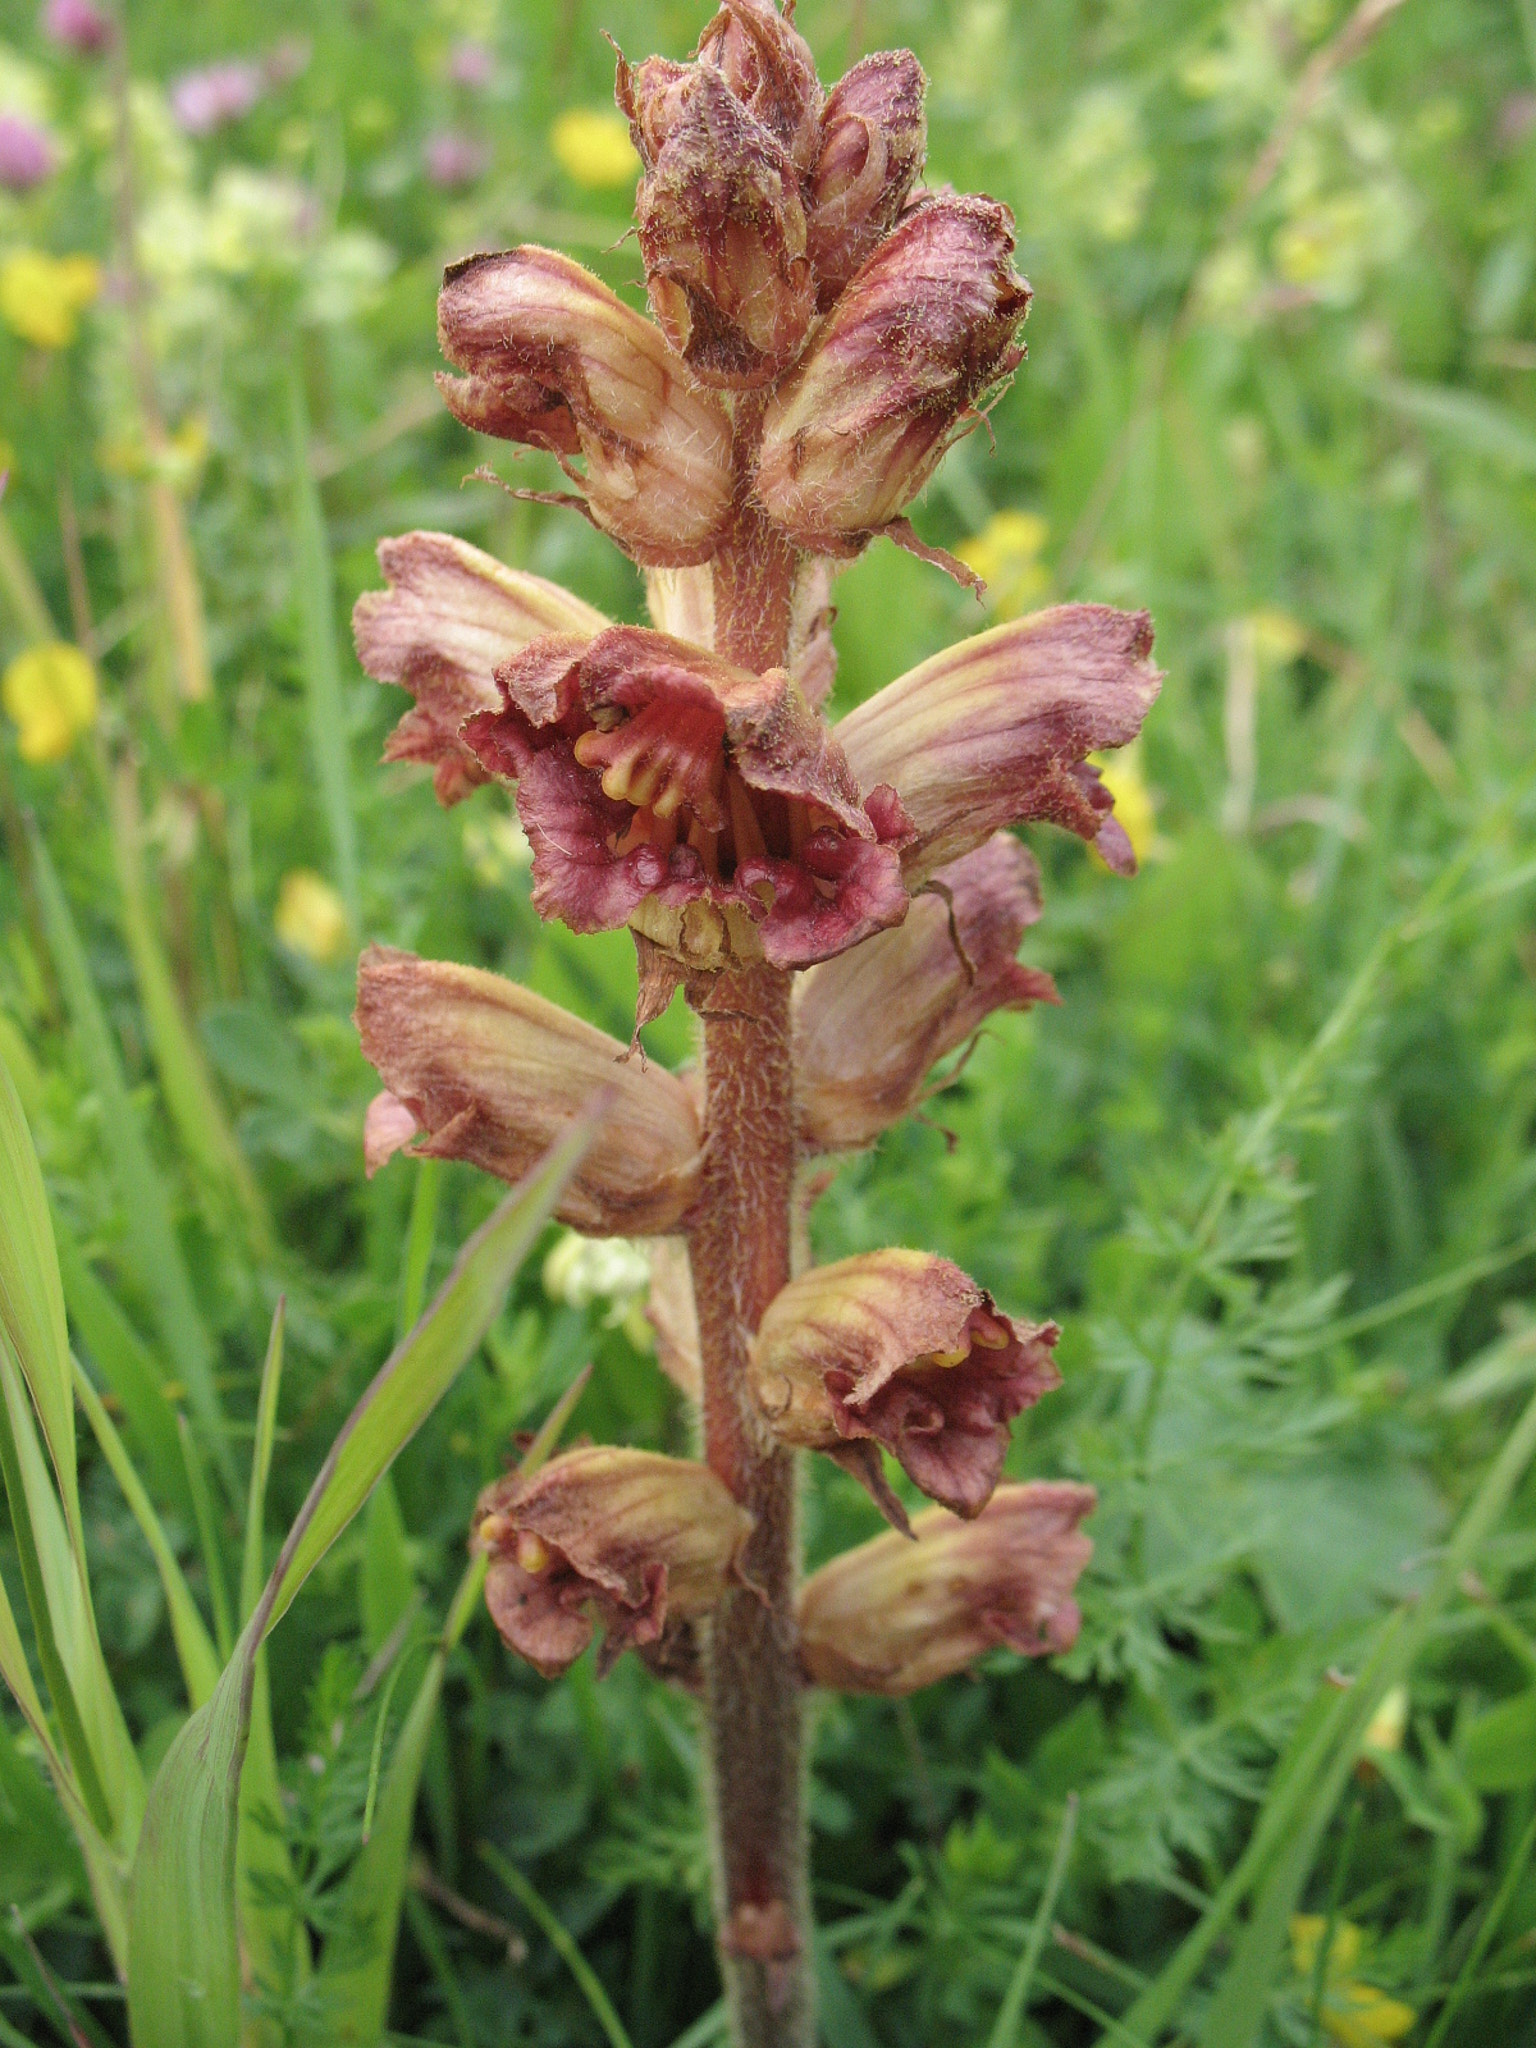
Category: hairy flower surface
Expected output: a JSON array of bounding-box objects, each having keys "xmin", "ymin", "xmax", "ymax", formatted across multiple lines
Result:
[
  {"xmin": 353, "ymin": 530, "xmax": 607, "ymax": 804},
  {"xmin": 749, "ymin": 1249, "xmax": 1060, "ymax": 1522},
  {"xmin": 797, "ymin": 1483, "xmax": 1095, "ymax": 1693},
  {"xmin": 475, "ymin": 1446, "xmax": 752, "ymax": 1676},
  {"xmin": 835, "ymin": 604, "xmax": 1163, "ymax": 881},
  {"xmin": 461, "ymin": 623, "xmax": 912, "ymax": 974},
  {"xmin": 436, "ymin": 247, "xmax": 736, "ymax": 565},
  {"xmin": 355, "ymin": 945, "xmax": 701, "ymax": 1233},
  {"xmin": 794, "ymin": 832, "xmax": 1057, "ymax": 1151},
  {"xmin": 805, "ymin": 50, "xmax": 927, "ymax": 307}
]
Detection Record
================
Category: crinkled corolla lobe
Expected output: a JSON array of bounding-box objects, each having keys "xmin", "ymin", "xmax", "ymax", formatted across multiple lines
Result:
[
  {"xmin": 461, "ymin": 623, "xmax": 912, "ymax": 975},
  {"xmin": 631, "ymin": 67, "xmax": 815, "ymax": 387},
  {"xmin": 835, "ymin": 605, "xmax": 1164, "ymax": 884},
  {"xmin": 749, "ymin": 1248, "xmax": 1061, "ymax": 1525},
  {"xmin": 755, "ymin": 195, "xmax": 1031, "ymax": 552},
  {"xmin": 436, "ymin": 246, "xmax": 736, "ymax": 566},
  {"xmin": 353, "ymin": 531, "xmax": 607, "ymax": 804},
  {"xmin": 354, "ymin": 945, "xmax": 701, "ymax": 1234},
  {"xmin": 475, "ymin": 1446, "xmax": 753, "ymax": 1677},
  {"xmin": 805, "ymin": 51, "xmax": 927, "ymax": 309},
  {"xmin": 797, "ymin": 1482, "xmax": 1095, "ymax": 1694},
  {"xmin": 794, "ymin": 832, "xmax": 1057, "ymax": 1152}
]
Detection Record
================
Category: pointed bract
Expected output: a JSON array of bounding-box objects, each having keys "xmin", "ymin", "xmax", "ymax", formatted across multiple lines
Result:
[
  {"xmin": 798, "ymin": 1483, "xmax": 1094, "ymax": 1693},
  {"xmin": 355, "ymin": 945, "xmax": 702, "ymax": 1234},
  {"xmin": 437, "ymin": 246, "xmax": 736, "ymax": 566},
  {"xmin": 475, "ymin": 1445, "xmax": 752, "ymax": 1676},
  {"xmin": 749, "ymin": 1248, "xmax": 1061, "ymax": 1521},
  {"xmin": 835, "ymin": 605, "xmax": 1163, "ymax": 882},
  {"xmin": 353, "ymin": 531, "xmax": 607, "ymax": 804},
  {"xmin": 794, "ymin": 833, "xmax": 1057, "ymax": 1151}
]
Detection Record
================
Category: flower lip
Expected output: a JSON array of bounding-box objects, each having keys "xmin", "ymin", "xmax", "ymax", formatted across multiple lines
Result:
[
  {"xmin": 797, "ymin": 1481, "xmax": 1096, "ymax": 1693},
  {"xmin": 833, "ymin": 603, "xmax": 1163, "ymax": 884},
  {"xmin": 353, "ymin": 531, "xmax": 608, "ymax": 805},
  {"xmin": 474, "ymin": 1445, "xmax": 753, "ymax": 1677},
  {"xmin": 750, "ymin": 1249, "xmax": 1062, "ymax": 1522},
  {"xmin": 461, "ymin": 625, "xmax": 913, "ymax": 973}
]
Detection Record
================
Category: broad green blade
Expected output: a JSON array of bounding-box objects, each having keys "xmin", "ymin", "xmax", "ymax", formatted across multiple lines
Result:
[
  {"xmin": 127, "ymin": 1112, "xmax": 595, "ymax": 2048},
  {"xmin": 73, "ymin": 1360, "xmax": 221, "ymax": 1711},
  {"xmin": 27, "ymin": 826, "xmax": 227, "ymax": 1485},
  {"xmin": 0, "ymin": 1038, "xmax": 80, "ymax": 1557}
]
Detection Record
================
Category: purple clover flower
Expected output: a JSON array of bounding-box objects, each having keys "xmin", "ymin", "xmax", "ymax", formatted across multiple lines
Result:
[
  {"xmin": 170, "ymin": 61, "xmax": 265, "ymax": 136},
  {"xmin": 0, "ymin": 114, "xmax": 56, "ymax": 193},
  {"xmin": 41, "ymin": 0, "xmax": 112, "ymax": 55},
  {"xmin": 424, "ymin": 130, "xmax": 489, "ymax": 190}
]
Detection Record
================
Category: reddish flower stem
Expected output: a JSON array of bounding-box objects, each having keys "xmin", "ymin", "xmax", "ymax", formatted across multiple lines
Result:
[{"xmin": 685, "ymin": 481, "xmax": 812, "ymax": 2046}]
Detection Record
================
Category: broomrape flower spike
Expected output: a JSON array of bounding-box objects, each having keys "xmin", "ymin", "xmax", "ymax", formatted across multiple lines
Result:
[{"xmin": 352, "ymin": 4, "xmax": 1160, "ymax": 2040}]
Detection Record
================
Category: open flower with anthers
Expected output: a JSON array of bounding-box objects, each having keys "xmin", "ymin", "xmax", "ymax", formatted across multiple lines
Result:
[
  {"xmin": 351, "ymin": 6, "xmax": 1160, "ymax": 2039},
  {"xmin": 748, "ymin": 1249, "xmax": 1060, "ymax": 1526}
]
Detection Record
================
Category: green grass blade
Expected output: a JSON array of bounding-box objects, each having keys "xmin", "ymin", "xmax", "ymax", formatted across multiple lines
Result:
[
  {"xmin": 26, "ymin": 826, "xmax": 228, "ymax": 1488},
  {"xmin": 178, "ymin": 1415, "xmax": 234, "ymax": 1662},
  {"xmin": 397, "ymin": 1158, "xmax": 440, "ymax": 1344},
  {"xmin": 1421, "ymin": 1805, "xmax": 1536, "ymax": 2048},
  {"xmin": 479, "ymin": 1839, "xmax": 636, "ymax": 2048},
  {"xmin": 72, "ymin": 1360, "xmax": 220, "ymax": 1711},
  {"xmin": 0, "ymin": 1040, "xmax": 79, "ymax": 1561},
  {"xmin": 127, "ymin": 1114, "xmax": 595, "ymax": 2048},
  {"xmin": 986, "ymin": 1793, "xmax": 1080, "ymax": 2048},
  {"xmin": 240, "ymin": 1301, "xmax": 285, "ymax": 1625},
  {"xmin": 285, "ymin": 356, "xmax": 359, "ymax": 930}
]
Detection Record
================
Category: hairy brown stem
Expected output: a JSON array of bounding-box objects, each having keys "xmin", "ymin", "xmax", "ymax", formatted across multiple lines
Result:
[{"xmin": 685, "ymin": 487, "xmax": 812, "ymax": 2046}]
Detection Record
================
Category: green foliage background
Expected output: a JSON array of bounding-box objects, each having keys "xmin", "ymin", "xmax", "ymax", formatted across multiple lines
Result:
[{"xmin": 2, "ymin": 0, "xmax": 1536, "ymax": 2039}]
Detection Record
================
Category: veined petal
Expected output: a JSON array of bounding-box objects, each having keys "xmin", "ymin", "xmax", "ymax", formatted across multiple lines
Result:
[
  {"xmin": 353, "ymin": 531, "xmax": 607, "ymax": 804},
  {"xmin": 797, "ymin": 1482, "xmax": 1095, "ymax": 1693},
  {"xmin": 354, "ymin": 945, "xmax": 701, "ymax": 1234},
  {"xmin": 835, "ymin": 604, "xmax": 1162, "ymax": 881},
  {"xmin": 749, "ymin": 1248, "xmax": 1060, "ymax": 1522},
  {"xmin": 475, "ymin": 1445, "xmax": 752, "ymax": 1677},
  {"xmin": 794, "ymin": 833, "xmax": 1058, "ymax": 1150}
]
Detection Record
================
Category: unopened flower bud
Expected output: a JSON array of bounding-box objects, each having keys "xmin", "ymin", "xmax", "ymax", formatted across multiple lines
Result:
[
  {"xmin": 798, "ymin": 1483, "xmax": 1094, "ymax": 1693},
  {"xmin": 355, "ymin": 945, "xmax": 702, "ymax": 1234},
  {"xmin": 835, "ymin": 606, "xmax": 1163, "ymax": 883},
  {"xmin": 437, "ymin": 247, "xmax": 736, "ymax": 566},
  {"xmin": 353, "ymin": 531, "xmax": 607, "ymax": 804},
  {"xmin": 633, "ymin": 69, "xmax": 814, "ymax": 386},
  {"xmin": 749, "ymin": 1249, "xmax": 1061, "ymax": 1523},
  {"xmin": 756, "ymin": 196, "xmax": 1031, "ymax": 551},
  {"xmin": 806, "ymin": 51, "xmax": 926, "ymax": 308},
  {"xmin": 794, "ymin": 834, "xmax": 1057, "ymax": 1152},
  {"xmin": 474, "ymin": 1445, "xmax": 752, "ymax": 1676},
  {"xmin": 696, "ymin": 0, "xmax": 822, "ymax": 172}
]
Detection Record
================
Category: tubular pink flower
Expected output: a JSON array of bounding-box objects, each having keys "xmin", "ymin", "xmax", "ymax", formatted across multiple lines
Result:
[
  {"xmin": 794, "ymin": 833, "xmax": 1058, "ymax": 1151},
  {"xmin": 694, "ymin": 0, "xmax": 822, "ymax": 172},
  {"xmin": 749, "ymin": 1248, "xmax": 1061, "ymax": 1523},
  {"xmin": 755, "ymin": 195, "xmax": 1031, "ymax": 552},
  {"xmin": 460, "ymin": 624, "xmax": 911, "ymax": 974},
  {"xmin": 797, "ymin": 1483, "xmax": 1095, "ymax": 1694},
  {"xmin": 805, "ymin": 51, "xmax": 927, "ymax": 308},
  {"xmin": 352, "ymin": 531, "xmax": 607, "ymax": 804},
  {"xmin": 354, "ymin": 945, "xmax": 702, "ymax": 1234},
  {"xmin": 834, "ymin": 605, "xmax": 1163, "ymax": 882},
  {"xmin": 436, "ymin": 246, "xmax": 736, "ymax": 566},
  {"xmin": 475, "ymin": 1446, "xmax": 753, "ymax": 1677}
]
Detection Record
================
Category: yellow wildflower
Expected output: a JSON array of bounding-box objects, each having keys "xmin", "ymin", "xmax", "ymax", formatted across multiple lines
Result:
[
  {"xmin": 0, "ymin": 250, "xmax": 101, "ymax": 351},
  {"xmin": 1361, "ymin": 1684, "xmax": 1408, "ymax": 1757},
  {"xmin": 2, "ymin": 642, "xmax": 97, "ymax": 763},
  {"xmin": 549, "ymin": 108, "xmax": 639, "ymax": 189},
  {"xmin": 1092, "ymin": 744, "xmax": 1161, "ymax": 865},
  {"xmin": 274, "ymin": 869, "xmax": 349, "ymax": 964},
  {"xmin": 956, "ymin": 509, "xmax": 1049, "ymax": 620},
  {"xmin": 1290, "ymin": 1917, "xmax": 1415, "ymax": 2048},
  {"xmin": 1249, "ymin": 607, "xmax": 1307, "ymax": 666}
]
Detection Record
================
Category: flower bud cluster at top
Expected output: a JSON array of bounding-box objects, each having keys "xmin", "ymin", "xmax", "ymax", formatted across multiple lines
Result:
[{"xmin": 352, "ymin": 0, "xmax": 1164, "ymax": 1701}]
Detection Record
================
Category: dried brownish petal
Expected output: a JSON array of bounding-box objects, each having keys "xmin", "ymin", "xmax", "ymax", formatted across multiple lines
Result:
[
  {"xmin": 354, "ymin": 945, "xmax": 701, "ymax": 1234},
  {"xmin": 797, "ymin": 1483, "xmax": 1095, "ymax": 1693},
  {"xmin": 794, "ymin": 833, "xmax": 1058, "ymax": 1151},
  {"xmin": 353, "ymin": 531, "xmax": 607, "ymax": 805},
  {"xmin": 834, "ymin": 605, "xmax": 1163, "ymax": 883},
  {"xmin": 475, "ymin": 1445, "xmax": 752, "ymax": 1676}
]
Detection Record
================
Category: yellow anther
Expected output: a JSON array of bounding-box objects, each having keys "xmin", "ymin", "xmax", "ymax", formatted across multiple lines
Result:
[
  {"xmin": 516, "ymin": 1531, "xmax": 551, "ymax": 1574},
  {"xmin": 928, "ymin": 1346, "xmax": 971, "ymax": 1368}
]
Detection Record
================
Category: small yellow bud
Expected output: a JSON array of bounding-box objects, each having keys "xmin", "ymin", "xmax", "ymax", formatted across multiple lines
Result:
[
  {"xmin": 274, "ymin": 869, "xmax": 349, "ymax": 964},
  {"xmin": 550, "ymin": 108, "xmax": 640, "ymax": 188},
  {"xmin": 0, "ymin": 250, "xmax": 101, "ymax": 351},
  {"xmin": 2, "ymin": 642, "xmax": 98, "ymax": 763}
]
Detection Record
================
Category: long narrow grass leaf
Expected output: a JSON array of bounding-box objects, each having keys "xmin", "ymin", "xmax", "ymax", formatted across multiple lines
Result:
[
  {"xmin": 478, "ymin": 1839, "xmax": 636, "ymax": 2048},
  {"xmin": 986, "ymin": 1794, "xmax": 1079, "ymax": 2048}
]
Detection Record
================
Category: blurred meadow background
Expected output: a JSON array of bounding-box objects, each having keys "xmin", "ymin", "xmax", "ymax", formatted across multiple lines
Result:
[{"xmin": 2, "ymin": 0, "xmax": 1536, "ymax": 2041}]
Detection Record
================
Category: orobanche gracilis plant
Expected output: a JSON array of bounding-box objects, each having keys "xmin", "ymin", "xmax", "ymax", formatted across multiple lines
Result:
[{"xmin": 351, "ymin": 3, "xmax": 1162, "ymax": 2039}]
